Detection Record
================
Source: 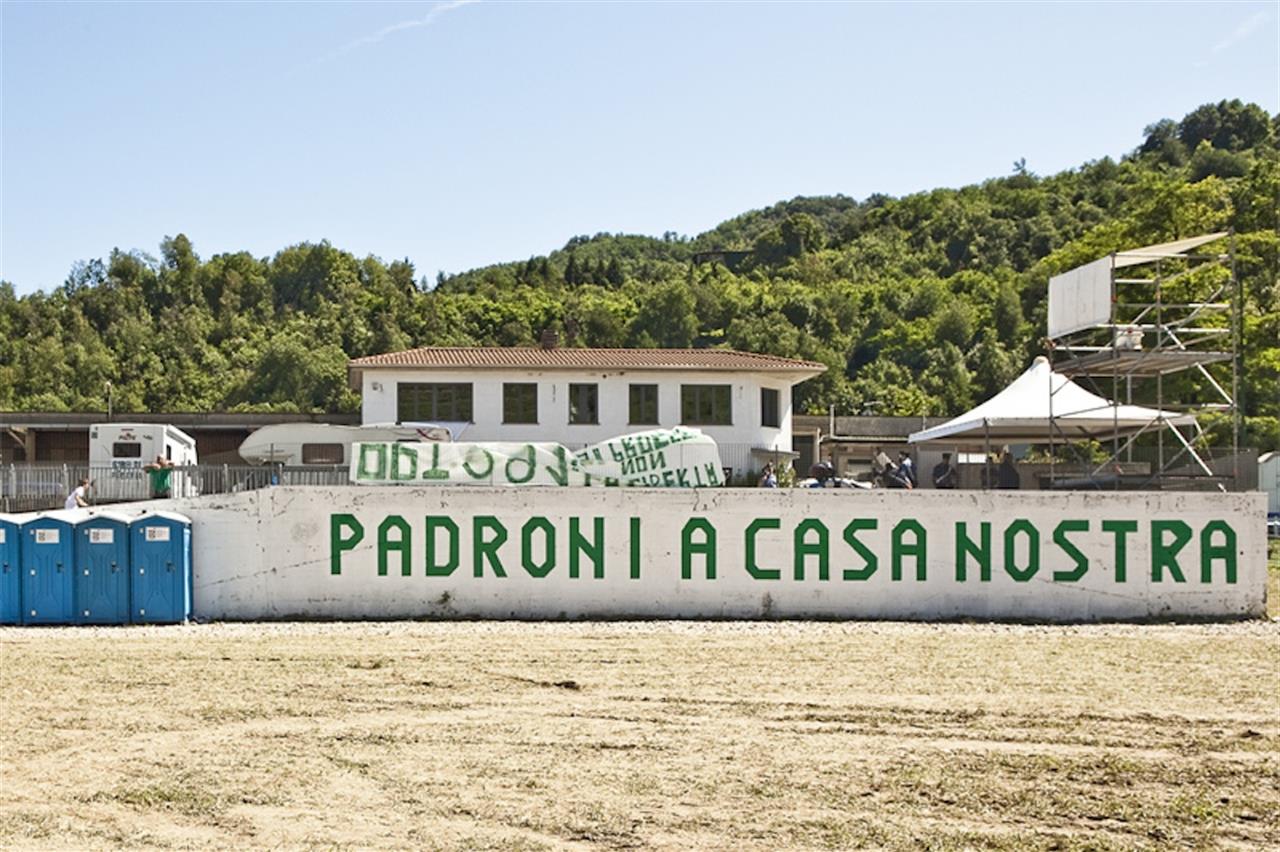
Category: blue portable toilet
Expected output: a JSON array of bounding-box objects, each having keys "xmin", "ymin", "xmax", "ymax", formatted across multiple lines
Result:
[
  {"xmin": 0, "ymin": 513, "xmax": 21, "ymax": 625},
  {"xmin": 22, "ymin": 511, "xmax": 78, "ymax": 625},
  {"xmin": 130, "ymin": 511, "xmax": 192, "ymax": 623},
  {"xmin": 75, "ymin": 511, "xmax": 132, "ymax": 625}
]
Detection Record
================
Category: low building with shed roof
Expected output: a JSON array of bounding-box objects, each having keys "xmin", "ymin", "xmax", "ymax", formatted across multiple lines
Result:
[{"xmin": 347, "ymin": 338, "xmax": 827, "ymax": 477}]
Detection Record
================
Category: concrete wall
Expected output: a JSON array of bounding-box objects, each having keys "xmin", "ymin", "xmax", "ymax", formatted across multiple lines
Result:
[
  {"xmin": 360, "ymin": 368, "xmax": 793, "ymax": 453},
  {"xmin": 157, "ymin": 486, "xmax": 1267, "ymax": 622}
]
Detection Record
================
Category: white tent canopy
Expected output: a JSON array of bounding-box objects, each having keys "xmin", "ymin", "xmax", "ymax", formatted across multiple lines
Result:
[{"xmin": 908, "ymin": 357, "xmax": 1196, "ymax": 445}]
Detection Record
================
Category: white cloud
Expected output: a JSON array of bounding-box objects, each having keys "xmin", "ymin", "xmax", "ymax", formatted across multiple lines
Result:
[
  {"xmin": 320, "ymin": 0, "xmax": 480, "ymax": 63},
  {"xmin": 1209, "ymin": 10, "xmax": 1270, "ymax": 55}
]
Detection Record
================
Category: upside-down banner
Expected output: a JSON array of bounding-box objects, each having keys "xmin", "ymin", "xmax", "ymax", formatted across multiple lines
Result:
[{"xmin": 349, "ymin": 427, "xmax": 725, "ymax": 488}]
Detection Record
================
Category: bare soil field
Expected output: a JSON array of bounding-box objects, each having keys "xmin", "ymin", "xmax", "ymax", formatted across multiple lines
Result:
[{"xmin": 1, "ymin": 619, "xmax": 1278, "ymax": 851}]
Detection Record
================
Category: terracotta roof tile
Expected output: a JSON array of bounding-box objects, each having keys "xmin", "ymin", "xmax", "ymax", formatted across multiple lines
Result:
[{"xmin": 349, "ymin": 347, "xmax": 826, "ymax": 373}]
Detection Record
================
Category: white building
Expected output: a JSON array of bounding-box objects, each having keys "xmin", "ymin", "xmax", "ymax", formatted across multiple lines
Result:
[{"xmin": 348, "ymin": 344, "xmax": 826, "ymax": 476}]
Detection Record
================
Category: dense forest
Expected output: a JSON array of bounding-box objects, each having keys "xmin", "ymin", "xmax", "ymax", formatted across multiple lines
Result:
[{"xmin": 1, "ymin": 99, "xmax": 1277, "ymax": 447}]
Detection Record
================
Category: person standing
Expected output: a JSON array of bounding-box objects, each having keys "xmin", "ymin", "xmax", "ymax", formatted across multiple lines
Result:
[
  {"xmin": 897, "ymin": 451, "xmax": 917, "ymax": 488},
  {"xmin": 143, "ymin": 456, "xmax": 175, "ymax": 499},
  {"xmin": 758, "ymin": 462, "xmax": 778, "ymax": 488},
  {"xmin": 64, "ymin": 478, "xmax": 91, "ymax": 510},
  {"xmin": 932, "ymin": 453, "xmax": 959, "ymax": 489},
  {"xmin": 996, "ymin": 448, "xmax": 1021, "ymax": 490}
]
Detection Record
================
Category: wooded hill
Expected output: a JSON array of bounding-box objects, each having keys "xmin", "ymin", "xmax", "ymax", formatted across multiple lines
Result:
[{"xmin": 1, "ymin": 99, "xmax": 1276, "ymax": 447}]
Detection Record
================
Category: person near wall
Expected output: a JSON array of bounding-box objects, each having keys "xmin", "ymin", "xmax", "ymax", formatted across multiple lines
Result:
[
  {"xmin": 897, "ymin": 451, "xmax": 917, "ymax": 487},
  {"xmin": 883, "ymin": 458, "xmax": 913, "ymax": 490},
  {"xmin": 758, "ymin": 462, "xmax": 778, "ymax": 488},
  {"xmin": 64, "ymin": 478, "xmax": 91, "ymax": 510},
  {"xmin": 932, "ymin": 453, "xmax": 959, "ymax": 489},
  {"xmin": 996, "ymin": 447, "xmax": 1021, "ymax": 490},
  {"xmin": 143, "ymin": 456, "xmax": 175, "ymax": 499}
]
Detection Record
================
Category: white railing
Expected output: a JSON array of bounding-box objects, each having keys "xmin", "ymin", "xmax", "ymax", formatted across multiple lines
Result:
[{"xmin": 0, "ymin": 445, "xmax": 788, "ymax": 510}]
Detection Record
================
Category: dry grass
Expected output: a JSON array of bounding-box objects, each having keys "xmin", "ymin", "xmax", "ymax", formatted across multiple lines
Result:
[
  {"xmin": 1, "ymin": 620, "xmax": 1277, "ymax": 850},
  {"xmin": 1270, "ymin": 537, "xmax": 1280, "ymax": 618}
]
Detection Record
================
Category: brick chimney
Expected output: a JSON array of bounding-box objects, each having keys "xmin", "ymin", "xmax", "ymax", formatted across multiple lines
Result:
[{"xmin": 540, "ymin": 329, "xmax": 559, "ymax": 350}]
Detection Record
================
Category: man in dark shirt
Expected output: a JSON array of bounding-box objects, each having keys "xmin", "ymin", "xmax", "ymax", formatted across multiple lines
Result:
[
  {"xmin": 996, "ymin": 448, "xmax": 1021, "ymax": 490},
  {"xmin": 932, "ymin": 453, "xmax": 958, "ymax": 489}
]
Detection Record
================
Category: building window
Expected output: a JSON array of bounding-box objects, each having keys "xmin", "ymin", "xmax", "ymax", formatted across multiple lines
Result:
[
  {"xmin": 503, "ymin": 383, "xmax": 538, "ymax": 424},
  {"xmin": 629, "ymin": 384, "xmax": 658, "ymax": 425},
  {"xmin": 568, "ymin": 383, "xmax": 598, "ymax": 424},
  {"xmin": 302, "ymin": 443, "xmax": 344, "ymax": 465},
  {"xmin": 681, "ymin": 384, "xmax": 732, "ymax": 425},
  {"xmin": 761, "ymin": 387, "xmax": 780, "ymax": 428},
  {"xmin": 397, "ymin": 383, "xmax": 473, "ymax": 422}
]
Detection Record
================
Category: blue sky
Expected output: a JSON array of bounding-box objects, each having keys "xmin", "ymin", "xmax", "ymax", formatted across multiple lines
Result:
[{"xmin": 2, "ymin": 1, "xmax": 1276, "ymax": 295}]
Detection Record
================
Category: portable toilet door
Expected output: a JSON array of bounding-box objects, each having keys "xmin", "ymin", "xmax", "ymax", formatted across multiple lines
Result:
[
  {"xmin": 21, "ymin": 513, "xmax": 77, "ymax": 624},
  {"xmin": 75, "ymin": 511, "xmax": 132, "ymax": 625},
  {"xmin": 0, "ymin": 513, "xmax": 21, "ymax": 625},
  {"xmin": 130, "ymin": 511, "xmax": 191, "ymax": 623}
]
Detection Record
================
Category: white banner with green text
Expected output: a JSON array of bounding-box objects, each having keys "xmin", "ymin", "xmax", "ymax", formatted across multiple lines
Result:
[{"xmin": 349, "ymin": 427, "xmax": 725, "ymax": 488}]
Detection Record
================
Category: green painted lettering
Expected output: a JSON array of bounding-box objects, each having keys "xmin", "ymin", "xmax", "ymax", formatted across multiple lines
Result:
[
  {"xmin": 1052, "ymin": 520, "xmax": 1089, "ymax": 582},
  {"xmin": 954, "ymin": 521, "xmax": 991, "ymax": 582},
  {"xmin": 356, "ymin": 444, "xmax": 387, "ymax": 480},
  {"xmin": 745, "ymin": 518, "xmax": 781, "ymax": 581},
  {"xmin": 421, "ymin": 443, "xmax": 449, "ymax": 480},
  {"xmin": 891, "ymin": 519, "xmax": 926, "ymax": 581},
  {"xmin": 1102, "ymin": 520, "xmax": 1138, "ymax": 582},
  {"xmin": 681, "ymin": 518, "xmax": 717, "ymax": 580},
  {"xmin": 425, "ymin": 516, "xmax": 459, "ymax": 576},
  {"xmin": 390, "ymin": 443, "xmax": 418, "ymax": 480},
  {"xmin": 521, "ymin": 517, "xmax": 556, "ymax": 578},
  {"xmin": 378, "ymin": 515, "xmax": 411, "ymax": 576},
  {"xmin": 793, "ymin": 519, "xmax": 829, "ymax": 581},
  {"xmin": 569, "ymin": 517, "xmax": 605, "ymax": 579},
  {"xmin": 462, "ymin": 446, "xmax": 494, "ymax": 480},
  {"xmin": 1151, "ymin": 520, "xmax": 1190, "ymax": 583},
  {"xmin": 330, "ymin": 513, "xmax": 363, "ymax": 575},
  {"xmin": 1004, "ymin": 519, "xmax": 1039, "ymax": 582},
  {"xmin": 629, "ymin": 517, "xmax": 641, "ymax": 579},
  {"xmin": 544, "ymin": 446, "xmax": 572, "ymax": 486},
  {"xmin": 1200, "ymin": 520, "xmax": 1236, "ymax": 584},
  {"xmin": 472, "ymin": 516, "xmax": 507, "ymax": 577},
  {"xmin": 842, "ymin": 519, "xmax": 877, "ymax": 581},
  {"xmin": 505, "ymin": 445, "xmax": 537, "ymax": 484}
]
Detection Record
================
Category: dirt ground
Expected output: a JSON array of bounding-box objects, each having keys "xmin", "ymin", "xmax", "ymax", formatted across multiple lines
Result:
[{"xmin": 1, "ymin": 618, "xmax": 1277, "ymax": 852}]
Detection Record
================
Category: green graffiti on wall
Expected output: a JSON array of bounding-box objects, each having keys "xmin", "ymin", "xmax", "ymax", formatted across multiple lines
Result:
[{"xmin": 328, "ymin": 514, "xmax": 1241, "ymax": 585}]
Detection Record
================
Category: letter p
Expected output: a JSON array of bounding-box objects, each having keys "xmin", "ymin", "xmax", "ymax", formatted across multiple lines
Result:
[{"xmin": 330, "ymin": 513, "xmax": 364, "ymax": 575}]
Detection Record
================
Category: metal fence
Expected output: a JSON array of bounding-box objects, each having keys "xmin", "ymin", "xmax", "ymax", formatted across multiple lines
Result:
[
  {"xmin": 1031, "ymin": 446, "xmax": 1258, "ymax": 492},
  {"xmin": 5, "ymin": 444, "xmax": 1257, "ymax": 511},
  {"xmin": 0, "ymin": 464, "xmax": 349, "ymax": 513}
]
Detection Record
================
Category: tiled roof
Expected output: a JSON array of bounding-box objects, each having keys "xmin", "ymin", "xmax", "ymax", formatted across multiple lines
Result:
[{"xmin": 349, "ymin": 347, "xmax": 827, "ymax": 373}]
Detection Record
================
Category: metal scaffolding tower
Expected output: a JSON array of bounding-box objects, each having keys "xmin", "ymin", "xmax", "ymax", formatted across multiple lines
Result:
[{"xmin": 1045, "ymin": 232, "xmax": 1240, "ymax": 491}]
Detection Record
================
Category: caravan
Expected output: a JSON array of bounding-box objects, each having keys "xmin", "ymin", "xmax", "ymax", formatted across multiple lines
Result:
[
  {"xmin": 237, "ymin": 423, "xmax": 453, "ymax": 467},
  {"xmin": 89, "ymin": 423, "xmax": 199, "ymax": 501}
]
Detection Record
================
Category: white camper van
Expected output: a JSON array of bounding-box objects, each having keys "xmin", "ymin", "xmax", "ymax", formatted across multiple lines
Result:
[
  {"xmin": 89, "ymin": 423, "xmax": 199, "ymax": 501},
  {"xmin": 237, "ymin": 423, "xmax": 453, "ymax": 467}
]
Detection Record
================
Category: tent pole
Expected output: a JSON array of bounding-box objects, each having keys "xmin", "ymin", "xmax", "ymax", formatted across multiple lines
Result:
[
  {"xmin": 983, "ymin": 419, "xmax": 991, "ymax": 491},
  {"xmin": 1047, "ymin": 343, "xmax": 1054, "ymax": 489}
]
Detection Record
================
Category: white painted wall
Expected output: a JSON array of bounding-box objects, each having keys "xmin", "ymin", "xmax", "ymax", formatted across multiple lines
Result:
[
  {"xmin": 1259, "ymin": 452, "xmax": 1278, "ymax": 514},
  {"xmin": 153, "ymin": 487, "xmax": 1266, "ymax": 622},
  {"xmin": 359, "ymin": 368, "xmax": 794, "ymax": 454}
]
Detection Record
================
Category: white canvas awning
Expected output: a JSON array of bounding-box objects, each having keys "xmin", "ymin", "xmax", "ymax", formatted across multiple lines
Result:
[
  {"xmin": 908, "ymin": 357, "xmax": 1196, "ymax": 444},
  {"xmin": 1112, "ymin": 232, "xmax": 1228, "ymax": 268}
]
